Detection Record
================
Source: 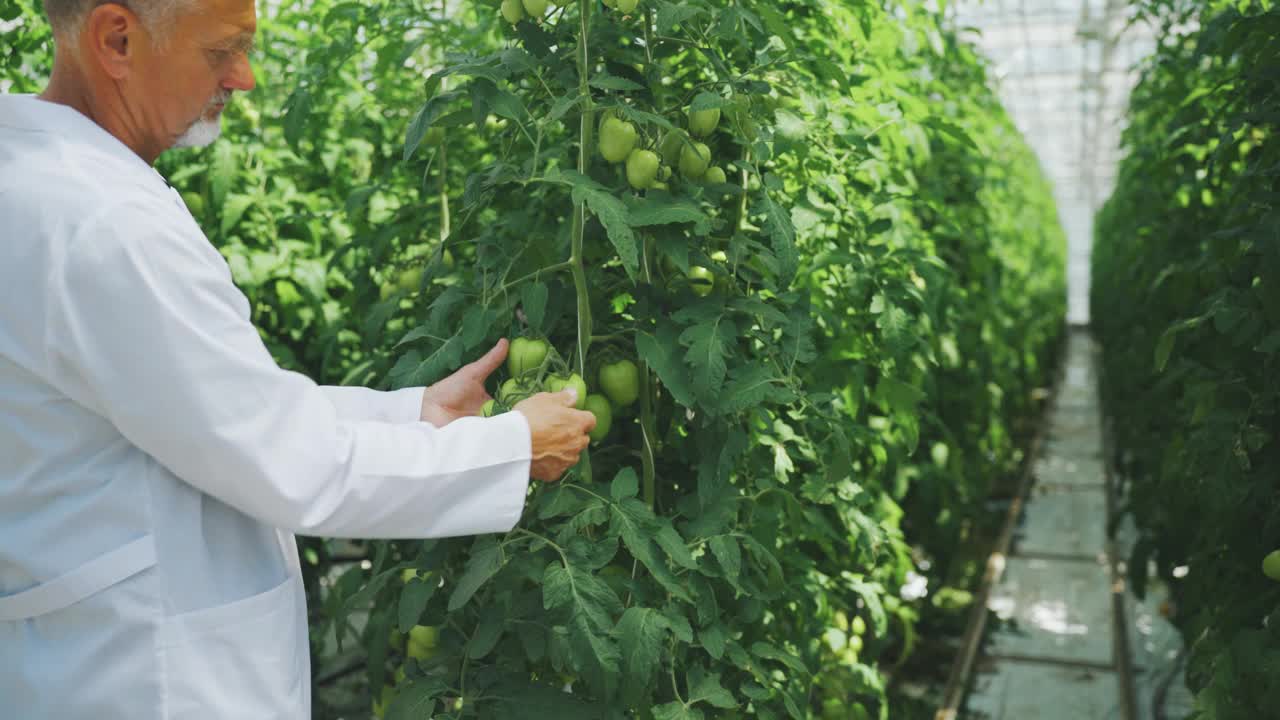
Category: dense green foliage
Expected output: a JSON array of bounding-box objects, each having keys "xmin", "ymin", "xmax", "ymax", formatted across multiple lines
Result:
[
  {"xmin": 3, "ymin": 0, "xmax": 1065, "ymax": 716},
  {"xmin": 1093, "ymin": 1, "xmax": 1280, "ymax": 717}
]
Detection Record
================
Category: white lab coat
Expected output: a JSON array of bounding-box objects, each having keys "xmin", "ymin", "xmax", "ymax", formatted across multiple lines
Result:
[{"xmin": 0, "ymin": 95, "xmax": 533, "ymax": 719}]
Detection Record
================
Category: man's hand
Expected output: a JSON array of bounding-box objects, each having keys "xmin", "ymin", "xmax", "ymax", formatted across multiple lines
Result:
[
  {"xmin": 419, "ymin": 339, "xmax": 509, "ymax": 426},
  {"xmin": 514, "ymin": 390, "xmax": 597, "ymax": 482}
]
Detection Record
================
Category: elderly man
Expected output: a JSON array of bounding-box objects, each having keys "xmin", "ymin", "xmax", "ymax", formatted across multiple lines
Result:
[{"xmin": 0, "ymin": 0, "xmax": 596, "ymax": 717}]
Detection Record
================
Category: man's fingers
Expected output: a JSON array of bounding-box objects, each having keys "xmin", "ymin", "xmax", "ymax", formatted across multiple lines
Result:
[
  {"xmin": 469, "ymin": 339, "xmax": 509, "ymax": 378},
  {"xmin": 556, "ymin": 388, "xmax": 579, "ymax": 406}
]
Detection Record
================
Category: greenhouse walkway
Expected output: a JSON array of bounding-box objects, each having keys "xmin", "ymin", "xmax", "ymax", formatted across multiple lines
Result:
[{"xmin": 953, "ymin": 329, "xmax": 1195, "ymax": 719}]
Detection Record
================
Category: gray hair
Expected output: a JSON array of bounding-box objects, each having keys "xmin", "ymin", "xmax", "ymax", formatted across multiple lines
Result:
[{"xmin": 43, "ymin": 0, "xmax": 195, "ymax": 45}]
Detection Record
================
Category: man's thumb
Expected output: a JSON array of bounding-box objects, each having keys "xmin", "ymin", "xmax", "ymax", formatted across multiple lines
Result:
[{"xmin": 558, "ymin": 387, "xmax": 579, "ymax": 406}]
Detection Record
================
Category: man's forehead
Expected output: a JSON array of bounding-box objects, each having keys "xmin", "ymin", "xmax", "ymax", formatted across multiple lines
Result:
[{"xmin": 196, "ymin": 0, "xmax": 258, "ymax": 32}]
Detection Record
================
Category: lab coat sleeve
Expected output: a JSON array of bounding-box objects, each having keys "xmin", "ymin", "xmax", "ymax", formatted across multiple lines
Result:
[
  {"xmin": 318, "ymin": 385, "xmax": 426, "ymax": 424},
  {"xmin": 45, "ymin": 204, "xmax": 532, "ymax": 539}
]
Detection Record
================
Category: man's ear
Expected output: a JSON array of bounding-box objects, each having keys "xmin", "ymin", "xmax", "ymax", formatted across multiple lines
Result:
[{"xmin": 81, "ymin": 4, "xmax": 145, "ymax": 80}]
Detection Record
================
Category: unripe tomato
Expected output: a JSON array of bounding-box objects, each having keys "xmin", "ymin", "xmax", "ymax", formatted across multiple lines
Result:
[
  {"xmin": 650, "ymin": 181, "xmax": 669, "ymax": 191},
  {"xmin": 481, "ymin": 399, "xmax": 497, "ymax": 417},
  {"xmin": 1264, "ymin": 550, "xmax": 1280, "ymax": 581},
  {"xmin": 615, "ymin": 0, "xmax": 638, "ymax": 12},
  {"xmin": 821, "ymin": 698, "xmax": 844, "ymax": 720},
  {"xmin": 407, "ymin": 625, "xmax": 439, "ymax": 660},
  {"xmin": 834, "ymin": 610, "xmax": 850, "ymax": 632},
  {"xmin": 848, "ymin": 634, "xmax": 863, "ymax": 654},
  {"xmin": 499, "ymin": 378, "xmax": 534, "ymax": 403},
  {"xmin": 546, "ymin": 373, "xmax": 588, "ymax": 409},
  {"xmin": 602, "ymin": 0, "xmax": 616, "ymax": 6},
  {"xmin": 584, "ymin": 394, "xmax": 613, "ymax": 441},
  {"xmin": 395, "ymin": 266, "xmax": 423, "ymax": 294},
  {"xmin": 598, "ymin": 359, "xmax": 640, "ymax": 407},
  {"xmin": 658, "ymin": 130, "xmax": 684, "ymax": 166},
  {"xmin": 508, "ymin": 337, "xmax": 550, "ymax": 376},
  {"xmin": 500, "ymin": 0, "xmax": 525, "ymax": 24},
  {"xmin": 688, "ymin": 107, "xmax": 720, "ymax": 137},
  {"xmin": 182, "ymin": 191, "xmax": 205, "ymax": 217},
  {"xmin": 522, "ymin": 0, "xmax": 548, "ymax": 16},
  {"xmin": 423, "ymin": 126, "xmax": 445, "ymax": 146},
  {"xmin": 687, "ymin": 266, "xmax": 715, "ymax": 296},
  {"xmin": 678, "ymin": 142, "xmax": 711, "ymax": 180},
  {"xmin": 373, "ymin": 684, "xmax": 396, "ymax": 719},
  {"xmin": 851, "ymin": 615, "xmax": 867, "ymax": 636},
  {"xmin": 658, "ymin": 165, "xmax": 672, "ymax": 181},
  {"xmin": 598, "ymin": 117, "xmax": 638, "ymax": 163},
  {"xmin": 626, "ymin": 149, "xmax": 660, "ymax": 190},
  {"xmin": 703, "ymin": 166, "xmax": 727, "ymax": 185}
]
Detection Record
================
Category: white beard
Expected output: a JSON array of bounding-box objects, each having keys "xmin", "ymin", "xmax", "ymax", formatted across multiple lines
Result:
[{"xmin": 171, "ymin": 116, "xmax": 222, "ymax": 149}]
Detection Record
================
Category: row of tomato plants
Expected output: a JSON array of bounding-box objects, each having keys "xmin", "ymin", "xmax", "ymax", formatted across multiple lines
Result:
[
  {"xmin": 1092, "ymin": 1, "xmax": 1280, "ymax": 717},
  {"xmin": 0, "ymin": 0, "xmax": 1066, "ymax": 716}
]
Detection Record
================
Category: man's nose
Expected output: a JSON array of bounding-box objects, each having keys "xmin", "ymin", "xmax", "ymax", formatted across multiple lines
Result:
[{"xmin": 225, "ymin": 53, "xmax": 256, "ymax": 93}]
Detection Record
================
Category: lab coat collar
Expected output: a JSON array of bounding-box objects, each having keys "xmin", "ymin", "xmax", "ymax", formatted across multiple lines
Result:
[{"xmin": 0, "ymin": 93, "xmax": 169, "ymax": 186}]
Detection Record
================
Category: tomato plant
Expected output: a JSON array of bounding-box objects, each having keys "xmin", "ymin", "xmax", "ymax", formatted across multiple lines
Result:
[{"xmin": 1093, "ymin": 1, "xmax": 1280, "ymax": 715}]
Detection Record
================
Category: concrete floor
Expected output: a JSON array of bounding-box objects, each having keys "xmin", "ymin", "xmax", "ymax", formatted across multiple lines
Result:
[{"xmin": 962, "ymin": 331, "xmax": 1195, "ymax": 720}]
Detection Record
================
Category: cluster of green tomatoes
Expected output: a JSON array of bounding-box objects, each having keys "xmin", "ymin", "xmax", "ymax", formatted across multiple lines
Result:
[
  {"xmin": 597, "ymin": 107, "xmax": 727, "ymax": 192},
  {"xmin": 501, "ymin": 0, "xmax": 640, "ymax": 24},
  {"xmin": 483, "ymin": 337, "xmax": 641, "ymax": 442}
]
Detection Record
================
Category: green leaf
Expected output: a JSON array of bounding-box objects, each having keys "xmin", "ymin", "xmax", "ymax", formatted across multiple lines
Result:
[
  {"xmin": 678, "ymin": 314, "xmax": 736, "ymax": 399},
  {"xmin": 688, "ymin": 668, "xmax": 736, "ymax": 709},
  {"xmin": 709, "ymin": 536, "xmax": 741, "ymax": 584},
  {"xmin": 556, "ymin": 169, "xmax": 639, "ymax": 276},
  {"xmin": 653, "ymin": 703, "xmax": 704, "ymax": 720},
  {"xmin": 626, "ymin": 195, "xmax": 713, "ymax": 235},
  {"xmin": 689, "ymin": 92, "xmax": 731, "ymax": 112},
  {"xmin": 637, "ymin": 325, "xmax": 696, "ymax": 407},
  {"xmin": 385, "ymin": 677, "xmax": 446, "ymax": 720},
  {"xmin": 717, "ymin": 364, "xmax": 796, "ymax": 414},
  {"xmin": 447, "ymin": 537, "xmax": 504, "ymax": 612},
  {"xmin": 397, "ymin": 578, "xmax": 437, "ymax": 633},
  {"xmin": 611, "ymin": 468, "xmax": 640, "ymax": 501},
  {"xmin": 615, "ymin": 607, "xmax": 669, "ymax": 705},
  {"xmin": 590, "ymin": 73, "xmax": 644, "ymax": 91},
  {"xmin": 873, "ymin": 377, "xmax": 926, "ymax": 414},
  {"xmin": 520, "ymin": 282, "xmax": 550, "ymax": 333}
]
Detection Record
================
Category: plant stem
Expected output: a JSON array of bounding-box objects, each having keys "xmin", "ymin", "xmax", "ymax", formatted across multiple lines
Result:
[{"xmin": 572, "ymin": 0, "xmax": 594, "ymax": 484}]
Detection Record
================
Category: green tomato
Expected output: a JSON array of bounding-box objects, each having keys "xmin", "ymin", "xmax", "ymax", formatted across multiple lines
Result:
[
  {"xmin": 499, "ymin": 378, "xmax": 534, "ymax": 403},
  {"xmin": 584, "ymin": 394, "xmax": 613, "ymax": 441},
  {"xmin": 658, "ymin": 130, "xmax": 685, "ymax": 166},
  {"xmin": 546, "ymin": 373, "xmax": 588, "ymax": 409},
  {"xmin": 678, "ymin": 141, "xmax": 711, "ymax": 180},
  {"xmin": 703, "ymin": 166, "xmax": 727, "ymax": 185},
  {"xmin": 1264, "ymin": 550, "xmax": 1280, "ymax": 581},
  {"xmin": 851, "ymin": 615, "xmax": 867, "ymax": 636},
  {"xmin": 602, "ymin": 0, "xmax": 616, "ymax": 6},
  {"xmin": 407, "ymin": 625, "xmax": 439, "ymax": 660},
  {"xmin": 508, "ymin": 337, "xmax": 550, "ymax": 376},
  {"xmin": 848, "ymin": 634, "xmax": 863, "ymax": 654},
  {"xmin": 834, "ymin": 610, "xmax": 850, "ymax": 632},
  {"xmin": 658, "ymin": 165, "xmax": 672, "ymax": 181},
  {"xmin": 598, "ymin": 117, "xmax": 638, "ymax": 163},
  {"xmin": 687, "ymin": 265, "xmax": 715, "ymax": 296},
  {"xmin": 615, "ymin": 0, "xmax": 638, "ymax": 12},
  {"xmin": 626, "ymin": 149, "xmax": 660, "ymax": 190},
  {"xmin": 598, "ymin": 359, "xmax": 640, "ymax": 407},
  {"xmin": 688, "ymin": 107, "xmax": 720, "ymax": 137},
  {"xmin": 500, "ymin": 0, "xmax": 525, "ymax": 24},
  {"xmin": 481, "ymin": 399, "xmax": 497, "ymax": 417},
  {"xmin": 396, "ymin": 266, "xmax": 423, "ymax": 294},
  {"xmin": 522, "ymin": 0, "xmax": 548, "ymax": 15},
  {"xmin": 182, "ymin": 191, "xmax": 205, "ymax": 217},
  {"xmin": 650, "ymin": 180, "xmax": 669, "ymax": 191},
  {"xmin": 821, "ymin": 697, "xmax": 845, "ymax": 720},
  {"xmin": 373, "ymin": 684, "xmax": 396, "ymax": 719},
  {"xmin": 423, "ymin": 126, "xmax": 445, "ymax": 146}
]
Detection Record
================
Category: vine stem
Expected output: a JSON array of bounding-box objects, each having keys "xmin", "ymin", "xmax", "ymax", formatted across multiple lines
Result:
[
  {"xmin": 638, "ymin": 4, "xmax": 659, "ymax": 509},
  {"xmin": 572, "ymin": 0, "xmax": 594, "ymax": 484}
]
